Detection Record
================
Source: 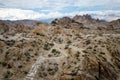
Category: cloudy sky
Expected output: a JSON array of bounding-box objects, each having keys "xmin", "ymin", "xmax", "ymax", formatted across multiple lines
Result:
[{"xmin": 0, "ymin": 0, "xmax": 120, "ymax": 21}]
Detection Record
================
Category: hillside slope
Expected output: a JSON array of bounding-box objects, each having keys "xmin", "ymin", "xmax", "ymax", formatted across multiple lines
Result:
[{"xmin": 0, "ymin": 15, "xmax": 120, "ymax": 80}]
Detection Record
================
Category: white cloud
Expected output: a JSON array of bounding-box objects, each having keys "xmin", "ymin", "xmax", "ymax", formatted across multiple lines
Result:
[
  {"xmin": 0, "ymin": 8, "xmax": 44, "ymax": 20},
  {"xmin": 0, "ymin": 0, "xmax": 69, "ymax": 11},
  {"xmin": 75, "ymin": 10, "xmax": 120, "ymax": 21},
  {"xmin": 0, "ymin": 8, "xmax": 66, "ymax": 20},
  {"xmin": 0, "ymin": 0, "xmax": 120, "ymax": 11},
  {"xmin": 0, "ymin": 0, "xmax": 120, "ymax": 22},
  {"xmin": 0, "ymin": 8, "xmax": 120, "ymax": 21}
]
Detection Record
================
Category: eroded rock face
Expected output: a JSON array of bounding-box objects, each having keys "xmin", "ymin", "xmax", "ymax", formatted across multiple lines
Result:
[
  {"xmin": 51, "ymin": 17, "xmax": 84, "ymax": 29},
  {"xmin": 51, "ymin": 17, "xmax": 73, "ymax": 25},
  {"xmin": 108, "ymin": 19, "xmax": 120, "ymax": 30}
]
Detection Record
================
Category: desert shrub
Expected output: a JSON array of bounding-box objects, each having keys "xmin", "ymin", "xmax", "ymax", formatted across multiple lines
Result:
[
  {"xmin": 75, "ymin": 51, "xmax": 80, "ymax": 57},
  {"xmin": 51, "ymin": 49, "xmax": 56, "ymax": 53},
  {"xmin": 36, "ymin": 33, "xmax": 45, "ymax": 36},
  {"xmin": 86, "ymin": 40, "xmax": 91, "ymax": 45},
  {"xmin": 82, "ymin": 50, "xmax": 88, "ymax": 53},
  {"xmin": 44, "ymin": 42, "xmax": 54, "ymax": 50},
  {"xmin": 1, "ymin": 61, "xmax": 7, "ymax": 67},
  {"xmin": 101, "ymin": 45, "xmax": 105, "ymax": 47},
  {"xmin": 49, "ymin": 43, "xmax": 54, "ymax": 46},
  {"xmin": 18, "ymin": 65, "xmax": 23, "ymax": 68},
  {"xmin": 100, "ymin": 52, "xmax": 105, "ymax": 55},
  {"xmin": 87, "ymin": 46, "xmax": 92, "ymax": 49},
  {"xmin": 67, "ymin": 40, "xmax": 72, "ymax": 44},
  {"xmin": 48, "ymin": 54, "xmax": 52, "ymax": 57},
  {"xmin": 4, "ymin": 71, "xmax": 13, "ymax": 79},
  {"xmin": 64, "ymin": 45, "xmax": 69, "ymax": 49},
  {"xmin": 94, "ymin": 45, "xmax": 98, "ymax": 48},
  {"xmin": 34, "ymin": 53, "xmax": 38, "ymax": 56},
  {"xmin": 7, "ymin": 64, "xmax": 12, "ymax": 69},
  {"xmin": 5, "ymin": 40, "xmax": 15, "ymax": 47},
  {"xmin": 47, "ymin": 65, "xmax": 58, "ymax": 75},
  {"xmin": 44, "ymin": 43, "xmax": 50, "ymax": 50},
  {"xmin": 0, "ymin": 49, "xmax": 3, "ymax": 53},
  {"xmin": 23, "ymin": 71, "xmax": 28, "ymax": 74}
]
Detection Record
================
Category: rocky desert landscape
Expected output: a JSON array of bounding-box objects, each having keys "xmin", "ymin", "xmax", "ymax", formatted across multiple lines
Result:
[{"xmin": 0, "ymin": 15, "xmax": 120, "ymax": 80}]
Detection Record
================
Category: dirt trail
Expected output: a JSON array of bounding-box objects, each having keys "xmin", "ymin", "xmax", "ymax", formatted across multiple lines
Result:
[{"xmin": 25, "ymin": 42, "xmax": 86, "ymax": 80}]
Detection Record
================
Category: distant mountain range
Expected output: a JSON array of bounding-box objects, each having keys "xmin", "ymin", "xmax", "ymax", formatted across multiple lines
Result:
[
  {"xmin": 0, "ymin": 19, "xmax": 43, "ymax": 27},
  {"xmin": 0, "ymin": 14, "xmax": 120, "ymax": 29},
  {"xmin": 51, "ymin": 14, "xmax": 120, "ymax": 30}
]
